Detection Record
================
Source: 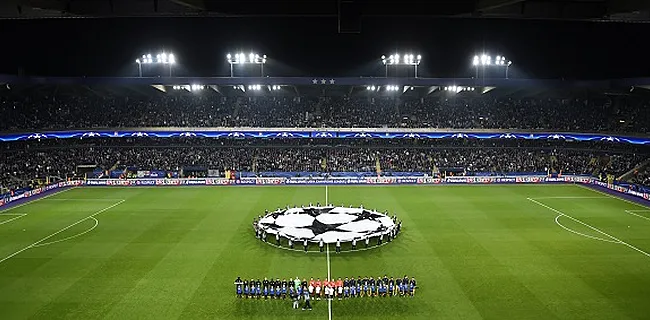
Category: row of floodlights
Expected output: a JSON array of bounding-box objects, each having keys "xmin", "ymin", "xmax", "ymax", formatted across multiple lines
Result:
[
  {"xmin": 245, "ymin": 85, "xmax": 282, "ymax": 91},
  {"xmin": 381, "ymin": 54, "xmax": 422, "ymax": 65},
  {"xmin": 172, "ymin": 85, "xmax": 204, "ymax": 91},
  {"xmin": 472, "ymin": 54, "xmax": 512, "ymax": 66},
  {"xmin": 444, "ymin": 86, "xmax": 475, "ymax": 92},
  {"xmin": 366, "ymin": 85, "xmax": 415, "ymax": 91},
  {"xmin": 366, "ymin": 85, "xmax": 401, "ymax": 91},
  {"xmin": 227, "ymin": 53, "xmax": 267, "ymax": 64},
  {"xmin": 136, "ymin": 52, "xmax": 176, "ymax": 64}
]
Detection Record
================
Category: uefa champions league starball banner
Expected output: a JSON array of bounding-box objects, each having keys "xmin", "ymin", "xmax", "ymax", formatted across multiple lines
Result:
[{"xmin": 0, "ymin": 129, "xmax": 649, "ymax": 144}]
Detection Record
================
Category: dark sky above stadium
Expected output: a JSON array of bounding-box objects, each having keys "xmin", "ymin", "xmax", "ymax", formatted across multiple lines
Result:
[{"xmin": 0, "ymin": 17, "xmax": 648, "ymax": 79}]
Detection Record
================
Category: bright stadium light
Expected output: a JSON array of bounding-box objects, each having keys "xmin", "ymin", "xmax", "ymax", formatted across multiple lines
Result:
[
  {"xmin": 227, "ymin": 52, "xmax": 267, "ymax": 77},
  {"xmin": 385, "ymin": 85, "xmax": 401, "ymax": 92},
  {"xmin": 381, "ymin": 52, "xmax": 422, "ymax": 78},
  {"xmin": 247, "ymin": 84, "xmax": 263, "ymax": 91},
  {"xmin": 135, "ymin": 52, "xmax": 176, "ymax": 77},
  {"xmin": 472, "ymin": 53, "xmax": 513, "ymax": 79}
]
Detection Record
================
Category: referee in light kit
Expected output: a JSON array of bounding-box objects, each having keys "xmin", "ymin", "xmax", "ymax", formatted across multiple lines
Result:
[
  {"xmin": 319, "ymin": 239, "xmax": 324, "ymax": 252},
  {"xmin": 336, "ymin": 239, "xmax": 341, "ymax": 253}
]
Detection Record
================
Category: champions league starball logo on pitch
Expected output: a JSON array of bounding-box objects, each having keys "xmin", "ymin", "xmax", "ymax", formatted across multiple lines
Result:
[{"xmin": 254, "ymin": 206, "xmax": 399, "ymax": 246}]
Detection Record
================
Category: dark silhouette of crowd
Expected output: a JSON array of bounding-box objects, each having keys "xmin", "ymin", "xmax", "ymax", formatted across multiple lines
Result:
[
  {"xmin": 1, "ymin": 91, "xmax": 649, "ymax": 133},
  {"xmin": 1, "ymin": 138, "xmax": 648, "ymax": 194}
]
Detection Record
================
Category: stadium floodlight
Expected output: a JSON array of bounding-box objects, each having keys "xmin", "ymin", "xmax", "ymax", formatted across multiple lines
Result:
[
  {"xmin": 227, "ymin": 52, "xmax": 267, "ymax": 77},
  {"xmin": 385, "ymin": 85, "xmax": 401, "ymax": 92},
  {"xmin": 135, "ymin": 52, "xmax": 176, "ymax": 77},
  {"xmin": 271, "ymin": 85, "xmax": 281, "ymax": 91},
  {"xmin": 247, "ymin": 84, "xmax": 263, "ymax": 91},
  {"xmin": 444, "ymin": 86, "xmax": 474, "ymax": 93},
  {"xmin": 381, "ymin": 53, "xmax": 422, "ymax": 78},
  {"xmin": 472, "ymin": 53, "xmax": 512, "ymax": 79},
  {"xmin": 366, "ymin": 85, "xmax": 379, "ymax": 91}
]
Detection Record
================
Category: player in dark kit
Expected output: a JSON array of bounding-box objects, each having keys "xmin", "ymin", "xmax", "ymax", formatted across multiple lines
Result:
[{"xmin": 410, "ymin": 277, "xmax": 417, "ymax": 296}]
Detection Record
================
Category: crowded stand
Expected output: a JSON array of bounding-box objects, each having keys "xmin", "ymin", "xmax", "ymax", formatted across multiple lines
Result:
[
  {"xmin": 1, "ymin": 138, "xmax": 648, "ymax": 194},
  {"xmin": 1, "ymin": 92, "xmax": 649, "ymax": 133}
]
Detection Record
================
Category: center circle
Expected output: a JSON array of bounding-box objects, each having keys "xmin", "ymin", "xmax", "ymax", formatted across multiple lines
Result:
[{"xmin": 254, "ymin": 205, "xmax": 401, "ymax": 250}]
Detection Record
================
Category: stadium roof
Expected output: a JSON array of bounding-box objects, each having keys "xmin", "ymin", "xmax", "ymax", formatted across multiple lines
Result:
[{"xmin": 1, "ymin": 0, "xmax": 649, "ymax": 23}]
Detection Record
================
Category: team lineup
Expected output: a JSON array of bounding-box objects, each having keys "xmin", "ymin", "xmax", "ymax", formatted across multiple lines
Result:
[{"xmin": 235, "ymin": 276, "xmax": 418, "ymax": 309}]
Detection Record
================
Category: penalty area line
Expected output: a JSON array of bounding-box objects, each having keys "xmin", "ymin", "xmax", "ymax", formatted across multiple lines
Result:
[
  {"xmin": 0, "ymin": 213, "xmax": 28, "ymax": 225},
  {"xmin": 0, "ymin": 199, "xmax": 125, "ymax": 265},
  {"xmin": 527, "ymin": 197, "xmax": 650, "ymax": 259}
]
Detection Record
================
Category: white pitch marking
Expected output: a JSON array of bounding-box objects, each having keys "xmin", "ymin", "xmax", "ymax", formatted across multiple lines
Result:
[
  {"xmin": 41, "ymin": 198, "xmax": 126, "ymax": 201},
  {"xmin": 325, "ymin": 185, "xmax": 329, "ymax": 205},
  {"xmin": 575, "ymin": 184, "xmax": 650, "ymax": 210},
  {"xmin": 325, "ymin": 184, "xmax": 332, "ymax": 320},
  {"xmin": 624, "ymin": 210, "xmax": 650, "ymax": 221},
  {"xmin": 530, "ymin": 196, "xmax": 608, "ymax": 199},
  {"xmin": 326, "ymin": 243, "xmax": 332, "ymax": 320},
  {"xmin": 0, "ymin": 199, "xmax": 125, "ymax": 265},
  {"xmin": 0, "ymin": 213, "xmax": 27, "ymax": 225},
  {"xmin": 528, "ymin": 197, "xmax": 650, "ymax": 259},
  {"xmin": 32, "ymin": 217, "xmax": 99, "ymax": 248},
  {"xmin": 554, "ymin": 215, "xmax": 619, "ymax": 243},
  {"xmin": 0, "ymin": 187, "xmax": 76, "ymax": 214}
]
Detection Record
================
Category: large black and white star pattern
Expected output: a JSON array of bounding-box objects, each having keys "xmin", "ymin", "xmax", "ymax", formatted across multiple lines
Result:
[{"xmin": 256, "ymin": 206, "xmax": 396, "ymax": 243}]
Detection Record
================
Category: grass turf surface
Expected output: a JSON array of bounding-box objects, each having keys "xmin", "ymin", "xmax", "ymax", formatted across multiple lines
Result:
[{"xmin": 1, "ymin": 184, "xmax": 650, "ymax": 319}]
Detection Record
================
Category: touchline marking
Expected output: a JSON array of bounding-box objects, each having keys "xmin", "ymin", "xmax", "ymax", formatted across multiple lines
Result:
[
  {"xmin": 0, "ymin": 187, "xmax": 76, "ymax": 214},
  {"xmin": 624, "ymin": 210, "xmax": 650, "ymax": 221},
  {"xmin": 0, "ymin": 199, "xmax": 125, "ymax": 265},
  {"xmin": 554, "ymin": 215, "xmax": 618, "ymax": 243},
  {"xmin": 575, "ymin": 184, "xmax": 650, "ymax": 210},
  {"xmin": 32, "ymin": 217, "xmax": 99, "ymax": 248},
  {"xmin": 0, "ymin": 213, "xmax": 27, "ymax": 225},
  {"xmin": 527, "ymin": 197, "xmax": 650, "ymax": 259},
  {"xmin": 42, "ymin": 198, "xmax": 126, "ymax": 201},
  {"xmin": 530, "ymin": 196, "xmax": 608, "ymax": 199}
]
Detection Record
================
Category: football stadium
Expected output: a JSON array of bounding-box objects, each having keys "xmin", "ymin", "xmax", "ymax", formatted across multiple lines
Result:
[{"xmin": 2, "ymin": 2, "xmax": 650, "ymax": 319}]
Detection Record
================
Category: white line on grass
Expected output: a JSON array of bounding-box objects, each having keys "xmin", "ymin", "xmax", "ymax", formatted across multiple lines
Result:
[
  {"xmin": 530, "ymin": 196, "xmax": 609, "ymax": 199},
  {"xmin": 0, "ymin": 199, "xmax": 125, "ymax": 265},
  {"xmin": 554, "ymin": 215, "xmax": 618, "ymax": 243},
  {"xmin": 0, "ymin": 187, "xmax": 76, "ymax": 214},
  {"xmin": 527, "ymin": 197, "xmax": 650, "ymax": 259},
  {"xmin": 624, "ymin": 210, "xmax": 650, "ymax": 221},
  {"xmin": 575, "ymin": 184, "xmax": 650, "ymax": 210},
  {"xmin": 326, "ymin": 243, "xmax": 332, "ymax": 320},
  {"xmin": 32, "ymin": 217, "xmax": 99, "ymax": 248},
  {"xmin": 0, "ymin": 213, "xmax": 27, "ymax": 225},
  {"xmin": 41, "ymin": 198, "xmax": 126, "ymax": 201},
  {"xmin": 325, "ymin": 185, "xmax": 332, "ymax": 320}
]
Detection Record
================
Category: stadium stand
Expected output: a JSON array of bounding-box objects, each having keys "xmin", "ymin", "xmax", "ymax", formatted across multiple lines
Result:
[
  {"xmin": 1, "ymin": 90, "xmax": 649, "ymax": 132},
  {"xmin": 1, "ymin": 138, "xmax": 648, "ymax": 194}
]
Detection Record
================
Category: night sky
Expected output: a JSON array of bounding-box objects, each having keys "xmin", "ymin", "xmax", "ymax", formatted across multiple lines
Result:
[{"xmin": 0, "ymin": 17, "xmax": 648, "ymax": 79}]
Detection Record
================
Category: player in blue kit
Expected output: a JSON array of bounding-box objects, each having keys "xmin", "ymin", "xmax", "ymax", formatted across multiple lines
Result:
[
  {"xmin": 255, "ymin": 284, "xmax": 262, "ymax": 299},
  {"xmin": 264, "ymin": 285, "xmax": 270, "ymax": 299},
  {"xmin": 281, "ymin": 283, "xmax": 288, "ymax": 299},
  {"xmin": 243, "ymin": 284, "xmax": 250, "ymax": 298},
  {"xmin": 237, "ymin": 283, "xmax": 243, "ymax": 298},
  {"xmin": 356, "ymin": 277, "xmax": 362, "ymax": 297},
  {"xmin": 388, "ymin": 277, "xmax": 395, "ymax": 296},
  {"xmin": 410, "ymin": 277, "xmax": 417, "ymax": 296},
  {"xmin": 343, "ymin": 284, "xmax": 350, "ymax": 298},
  {"xmin": 350, "ymin": 284, "xmax": 357, "ymax": 297},
  {"xmin": 275, "ymin": 285, "xmax": 282, "ymax": 299},
  {"xmin": 368, "ymin": 277, "xmax": 376, "ymax": 297},
  {"xmin": 377, "ymin": 282, "xmax": 384, "ymax": 297}
]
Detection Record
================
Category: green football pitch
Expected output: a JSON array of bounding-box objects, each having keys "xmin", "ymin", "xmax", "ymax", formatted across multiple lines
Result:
[{"xmin": 1, "ymin": 184, "xmax": 650, "ymax": 320}]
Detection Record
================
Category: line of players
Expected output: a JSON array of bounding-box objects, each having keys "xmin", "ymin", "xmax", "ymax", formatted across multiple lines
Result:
[{"xmin": 235, "ymin": 275, "xmax": 417, "ymax": 299}]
